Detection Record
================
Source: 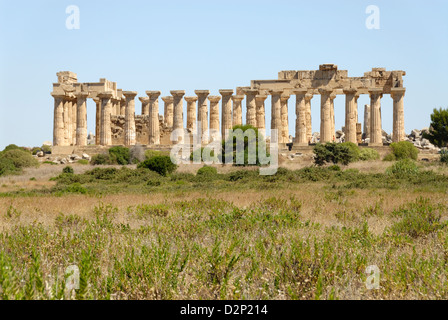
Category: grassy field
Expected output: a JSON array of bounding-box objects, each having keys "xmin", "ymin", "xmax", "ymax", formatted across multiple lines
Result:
[{"xmin": 0, "ymin": 160, "xmax": 448, "ymax": 300}]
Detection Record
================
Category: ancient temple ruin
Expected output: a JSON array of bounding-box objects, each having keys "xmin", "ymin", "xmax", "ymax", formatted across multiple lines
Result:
[{"xmin": 51, "ymin": 64, "xmax": 406, "ymax": 149}]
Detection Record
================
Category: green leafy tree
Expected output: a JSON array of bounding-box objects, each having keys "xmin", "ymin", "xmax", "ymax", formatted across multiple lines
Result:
[
  {"xmin": 423, "ymin": 108, "xmax": 448, "ymax": 148},
  {"xmin": 137, "ymin": 156, "xmax": 177, "ymax": 176}
]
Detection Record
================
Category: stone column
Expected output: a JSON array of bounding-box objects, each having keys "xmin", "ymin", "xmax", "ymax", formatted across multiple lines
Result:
[
  {"xmin": 75, "ymin": 92, "xmax": 89, "ymax": 146},
  {"xmin": 139, "ymin": 97, "xmax": 150, "ymax": 117},
  {"xmin": 98, "ymin": 92, "xmax": 113, "ymax": 146},
  {"xmin": 94, "ymin": 98, "xmax": 101, "ymax": 145},
  {"xmin": 195, "ymin": 90, "xmax": 210, "ymax": 144},
  {"xmin": 255, "ymin": 95, "xmax": 267, "ymax": 138},
  {"xmin": 51, "ymin": 93, "xmax": 65, "ymax": 146},
  {"xmin": 269, "ymin": 90, "xmax": 283, "ymax": 139},
  {"xmin": 120, "ymin": 97, "xmax": 126, "ymax": 116},
  {"xmin": 293, "ymin": 89, "xmax": 307, "ymax": 145},
  {"xmin": 208, "ymin": 95, "xmax": 221, "ymax": 141},
  {"xmin": 161, "ymin": 96, "xmax": 174, "ymax": 127},
  {"xmin": 319, "ymin": 88, "xmax": 333, "ymax": 143},
  {"xmin": 185, "ymin": 96, "xmax": 198, "ymax": 133},
  {"xmin": 70, "ymin": 95, "xmax": 78, "ymax": 145},
  {"xmin": 243, "ymin": 89, "xmax": 258, "ymax": 127},
  {"xmin": 330, "ymin": 93, "xmax": 336, "ymax": 142},
  {"xmin": 171, "ymin": 90, "xmax": 186, "ymax": 144},
  {"xmin": 391, "ymin": 88, "xmax": 406, "ymax": 142},
  {"xmin": 63, "ymin": 98, "xmax": 71, "ymax": 146},
  {"xmin": 123, "ymin": 91, "xmax": 137, "ymax": 146},
  {"xmin": 231, "ymin": 95, "xmax": 244, "ymax": 126},
  {"xmin": 343, "ymin": 89, "xmax": 359, "ymax": 144},
  {"xmin": 280, "ymin": 94, "xmax": 290, "ymax": 143},
  {"xmin": 147, "ymin": 91, "xmax": 161, "ymax": 145},
  {"xmin": 363, "ymin": 104, "xmax": 370, "ymax": 139},
  {"xmin": 305, "ymin": 94, "xmax": 313, "ymax": 143},
  {"xmin": 220, "ymin": 90, "xmax": 234, "ymax": 140},
  {"xmin": 368, "ymin": 88, "xmax": 383, "ymax": 146}
]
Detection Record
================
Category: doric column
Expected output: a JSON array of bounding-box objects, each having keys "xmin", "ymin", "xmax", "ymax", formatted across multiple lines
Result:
[
  {"xmin": 319, "ymin": 87, "xmax": 333, "ymax": 143},
  {"xmin": 220, "ymin": 89, "xmax": 234, "ymax": 140},
  {"xmin": 255, "ymin": 95, "xmax": 267, "ymax": 138},
  {"xmin": 231, "ymin": 95, "xmax": 244, "ymax": 126},
  {"xmin": 139, "ymin": 97, "xmax": 150, "ymax": 117},
  {"xmin": 305, "ymin": 94, "xmax": 313, "ymax": 143},
  {"xmin": 343, "ymin": 89, "xmax": 360, "ymax": 144},
  {"xmin": 51, "ymin": 93, "xmax": 65, "ymax": 146},
  {"xmin": 363, "ymin": 104, "xmax": 370, "ymax": 139},
  {"xmin": 63, "ymin": 98, "xmax": 71, "ymax": 146},
  {"xmin": 185, "ymin": 96, "xmax": 198, "ymax": 133},
  {"xmin": 161, "ymin": 96, "xmax": 174, "ymax": 127},
  {"xmin": 269, "ymin": 90, "xmax": 283, "ymax": 139},
  {"xmin": 94, "ymin": 98, "xmax": 101, "ymax": 145},
  {"xmin": 123, "ymin": 91, "xmax": 137, "ymax": 146},
  {"xmin": 98, "ymin": 92, "xmax": 113, "ymax": 146},
  {"xmin": 120, "ymin": 97, "xmax": 126, "ymax": 116},
  {"xmin": 243, "ymin": 89, "xmax": 258, "ymax": 127},
  {"xmin": 293, "ymin": 89, "xmax": 307, "ymax": 145},
  {"xmin": 147, "ymin": 91, "xmax": 161, "ymax": 145},
  {"xmin": 280, "ymin": 94, "xmax": 290, "ymax": 143},
  {"xmin": 330, "ymin": 93, "xmax": 336, "ymax": 142},
  {"xmin": 195, "ymin": 90, "xmax": 210, "ymax": 144},
  {"xmin": 171, "ymin": 90, "xmax": 186, "ymax": 144},
  {"xmin": 368, "ymin": 88, "xmax": 383, "ymax": 146},
  {"xmin": 75, "ymin": 92, "xmax": 89, "ymax": 146},
  {"xmin": 208, "ymin": 96, "xmax": 221, "ymax": 141},
  {"xmin": 70, "ymin": 95, "xmax": 77, "ymax": 145},
  {"xmin": 391, "ymin": 88, "xmax": 406, "ymax": 142}
]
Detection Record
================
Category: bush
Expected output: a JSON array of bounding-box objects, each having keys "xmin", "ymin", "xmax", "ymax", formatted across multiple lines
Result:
[
  {"xmin": 41, "ymin": 145, "xmax": 52, "ymax": 154},
  {"xmin": 196, "ymin": 166, "xmax": 219, "ymax": 182},
  {"xmin": 0, "ymin": 158, "xmax": 17, "ymax": 176},
  {"xmin": 62, "ymin": 166, "xmax": 74, "ymax": 174},
  {"xmin": 108, "ymin": 146, "xmax": 130, "ymax": 165},
  {"xmin": 31, "ymin": 147, "xmax": 42, "ymax": 155},
  {"xmin": 440, "ymin": 149, "xmax": 448, "ymax": 164},
  {"xmin": 0, "ymin": 149, "xmax": 38, "ymax": 168},
  {"xmin": 137, "ymin": 156, "xmax": 177, "ymax": 176},
  {"xmin": 314, "ymin": 142, "xmax": 359, "ymax": 166},
  {"xmin": 145, "ymin": 149, "xmax": 170, "ymax": 160},
  {"xmin": 1, "ymin": 144, "xmax": 21, "ymax": 153},
  {"xmin": 91, "ymin": 154, "xmax": 111, "ymax": 165},
  {"xmin": 359, "ymin": 148, "xmax": 380, "ymax": 161},
  {"xmin": 77, "ymin": 159, "xmax": 89, "ymax": 165},
  {"xmin": 386, "ymin": 159, "xmax": 419, "ymax": 178},
  {"xmin": 390, "ymin": 141, "xmax": 419, "ymax": 160},
  {"xmin": 383, "ymin": 153, "xmax": 396, "ymax": 161}
]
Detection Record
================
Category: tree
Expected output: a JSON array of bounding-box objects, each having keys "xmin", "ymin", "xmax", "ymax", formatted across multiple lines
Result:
[{"xmin": 423, "ymin": 108, "xmax": 448, "ymax": 148}]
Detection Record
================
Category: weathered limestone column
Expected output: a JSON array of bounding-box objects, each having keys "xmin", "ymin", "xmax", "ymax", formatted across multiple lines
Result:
[
  {"xmin": 51, "ymin": 93, "xmax": 65, "ymax": 146},
  {"xmin": 98, "ymin": 92, "xmax": 113, "ymax": 146},
  {"xmin": 70, "ymin": 95, "xmax": 77, "ymax": 145},
  {"xmin": 243, "ymin": 89, "xmax": 258, "ymax": 127},
  {"xmin": 280, "ymin": 94, "xmax": 290, "ymax": 143},
  {"xmin": 319, "ymin": 87, "xmax": 333, "ymax": 143},
  {"xmin": 63, "ymin": 98, "xmax": 71, "ymax": 146},
  {"xmin": 391, "ymin": 88, "xmax": 406, "ymax": 142},
  {"xmin": 293, "ymin": 89, "xmax": 308, "ymax": 145},
  {"xmin": 94, "ymin": 98, "xmax": 101, "ymax": 145},
  {"xmin": 147, "ymin": 91, "xmax": 161, "ymax": 145},
  {"xmin": 120, "ymin": 97, "xmax": 126, "ymax": 116},
  {"xmin": 220, "ymin": 90, "xmax": 234, "ymax": 140},
  {"xmin": 139, "ymin": 97, "xmax": 150, "ymax": 117},
  {"xmin": 75, "ymin": 92, "xmax": 89, "ymax": 146},
  {"xmin": 343, "ymin": 89, "xmax": 359, "ymax": 144},
  {"xmin": 185, "ymin": 96, "xmax": 198, "ymax": 133},
  {"xmin": 171, "ymin": 90, "xmax": 186, "ymax": 144},
  {"xmin": 208, "ymin": 96, "xmax": 221, "ymax": 141},
  {"xmin": 305, "ymin": 94, "xmax": 313, "ymax": 143},
  {"xmin": 122, "ymin": 92, "xmax": 137, "ymax": 146},
  {"xmin": 161, "ymin": 96, "xmax": 174, "ymax": 127},
  {"xmin": 269, "ymin": 90, "xmax": 283, "ymax": 139},
  {"xmin": 368, "ymin": 88, "xmax": 383, "ymax": 146},
  {"xmin": 231, "ymin": 95, "xmax": 244, "ymax": 126},
  {"xmin": 195, "ymin": 90, "xmax": 210, "ymax": 144},
  {"xmin": 255, "ymin": 95, "xmax": 267, "ymax": 138},
  {"xmin": 330, "ymin": 93, "xmax": 336, "ymax": 142},
  {"xmin": 363, "ymin": 104, "xmax": 370, "ymax": 139}
]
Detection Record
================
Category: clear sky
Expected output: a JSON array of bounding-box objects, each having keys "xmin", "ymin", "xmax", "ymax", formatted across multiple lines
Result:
[{"xmin": 0, "ymin": 0, "xmax": 447, "ymax": 149}]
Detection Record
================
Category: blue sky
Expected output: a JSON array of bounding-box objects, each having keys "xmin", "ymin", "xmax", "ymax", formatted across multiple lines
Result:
[{"xmin": 0, "ymin": 0, "xmax": 447, "ymax": 149}]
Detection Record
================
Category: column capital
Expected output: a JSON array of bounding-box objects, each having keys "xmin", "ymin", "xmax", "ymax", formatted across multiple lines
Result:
[
  {"xmin": 368, "ymin": 88, "xmax": 383, "ymax": 98},
  {"xmin": 194, "ymin": 90, "xmax": 210, "ymax": 96},
  {"xmin": 268, "ymin": 89, "xmax": 284, "ymax": 96},
  {"xmin": 185, "ymin": 96, "xmax": 198, "ymax": 103},
  {"xmin": 343, "ymin": 88, "xmax": 359, "ymax": 95},
  {"xmin": 139, "ymin": 97, "xmax": 149, "ymax": 103},
  {"xmin": 390, "ymin": 87, "xmax": 406, "ymax": 98},
  {"xmin": 292, "ymin": 88, "xmax": 308, "ymax": 96},
  {"xmin": 219, "ymin": 89, "xmax": 234, "ymax": 96},
  {"xmin": 280, "ymin": 94, "xmax": 290, "ymax": 102},
  {"xmin": 255, "ymin": 95, "xmax": 268, "ymax": 102},
  {"xmin": 243, "ymin": 89, "xmax": 259, "ymax": 96},
  {"xmin": 98, "ymin": 91, "xmax": 114, "ymax": 99},
  {"xmin": 146, "ymin": 91, "xmax": 161, "ymax": 99},
  {"xmin": 161, "ymin": 96, "xmax": 174, "ymax": 103},
  {"xmin": 231, "ymin": 95, "xmax": 245, "ymax": 102},
  {"xmin": 330, "ymin": 93, "xmax": 337, "ymax": 100},
  {"xmin": 51, "ymin": 92, "xmax": 66, "ymax": 99},
  {"xmin": 123, "ymin": 91, "xmax": 138, "ymax": 98},
  {"xmin": 318, "ymin": 87, "xmax": 333, "ymax": 95},
  {"xmin": 170, "ymin": 90, "xmax": 186, "ymax": 97},
  {"xmin": 75, "ymin": 92, "xmax": 89, "ymax": 99},
  {"xmin": 305, "ymin": 94, "xmax": 314, "ymax": 101},
  {"xmin": 208, "ymin": 96, "xmax": 221, "ymax": 103}
]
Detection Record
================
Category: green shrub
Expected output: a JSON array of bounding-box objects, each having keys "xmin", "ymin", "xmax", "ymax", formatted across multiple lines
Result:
[
  {"xmin": 1, "ymin": 144, "xmax": 21, "ymax": 153},
  {"xmin": 0, "ymin": 158, "xmax": 17, "ymax": 176},
  {"xmin": 77, "ymin": 159, "xmax": 89, "ymax": 165},
  {"xmin": 359, "ymin": 148, "xmax": 380, "ymax": 161},
  {"xmin": 31, "ymin": 147, "xmax": 42, "ymax": 155},
  {"xmin": 196, "ymin": 166, "xmax": 219, "ymax": 182},
  {"xmin": 386, "ymin": 159, "xmax": 419, "ymax": 178},
  {"xmin": 227, "ymin": 170, "xmax": 259, "ymax": 181},
  {"xmin": 314, "ymin": 142, "xmax": 359, "ymax": 166},
  {"xmin": 91, "ymin": 154, "xmax": 111, "ymax": 165},
  {"xmin": 390, "ymin": 141, "xmax": 419, "ymax": 160},
  {"xmin": 328, "ymin": 165, "xmax": 341, "ymax": 171},
  {"xmin": 440, "ymin": 149, "xmax": 448, "ymax": 164},
  {"xmin": 145, "ymin": 149, "xmax": 170, "ymax": 160},
  {"xmin": 108, "ymin": 146, "xmax": 130, "ymax": 165},
  {"xmin": 383, "ymin": 153, "xmax": 396, "ymax": 161},
  {"xmin": 0, "ymin": 149, "xmax": 38, "ymax": 168},
  {"xmin": 137, "ymin": 156, "xmax": 177, "ymax": 176},
  {"xmin": 41, "ymin": 145, "xmax": 52, "ymax": 154},
  {"xmin": 62, "ymin": 166, "xmax": 74, "ymax": 174},
  {"xmin": 65, "ymin": 182, "xmax": 88, "ymax": 194}
]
